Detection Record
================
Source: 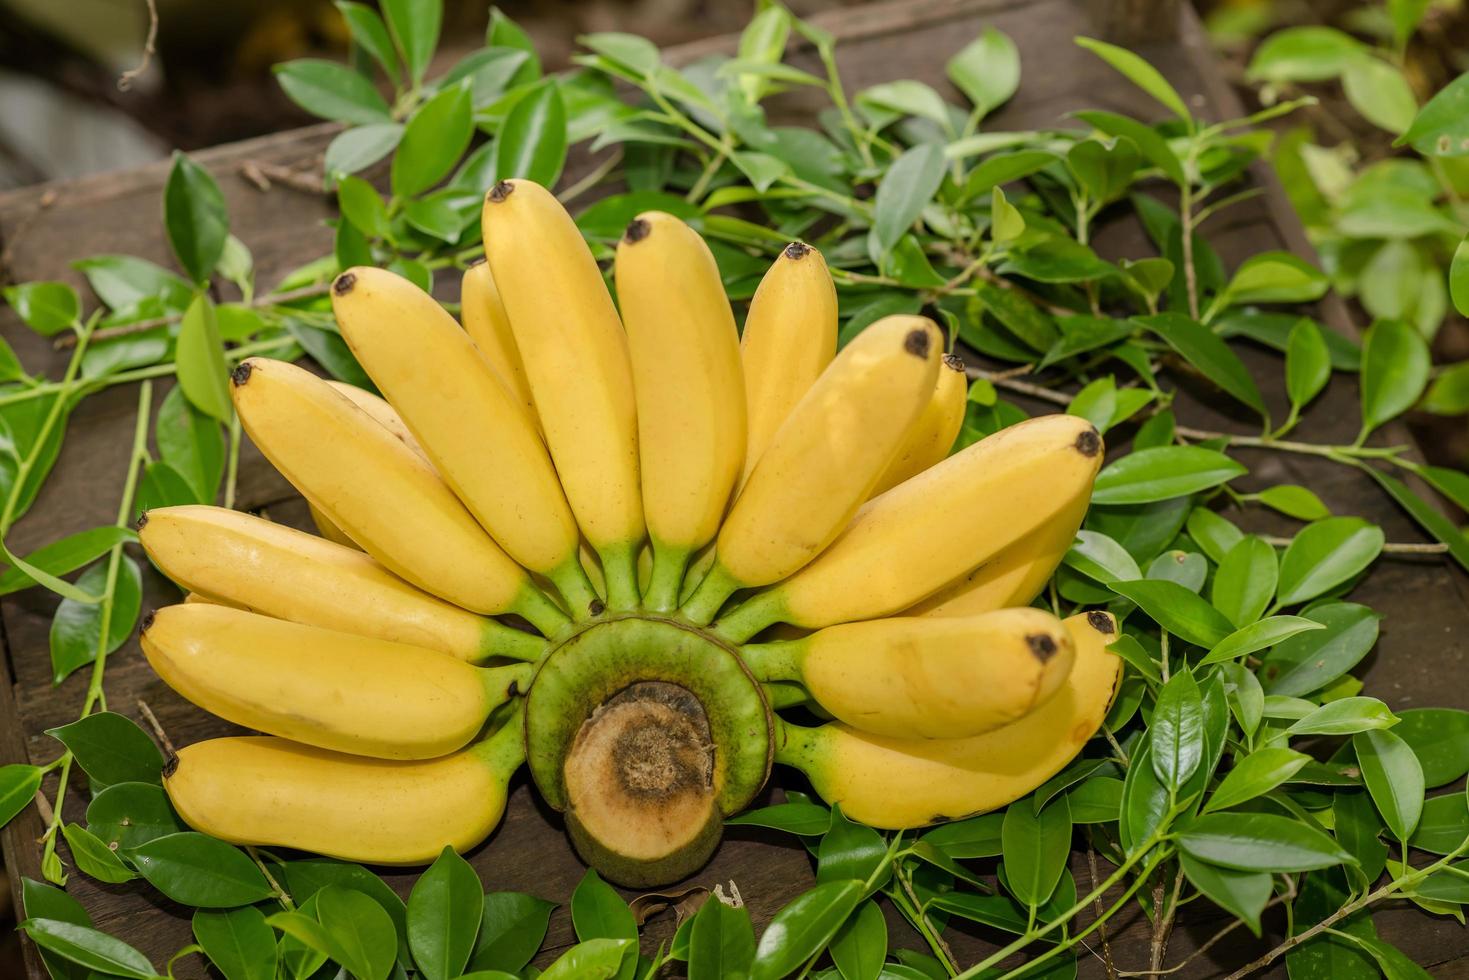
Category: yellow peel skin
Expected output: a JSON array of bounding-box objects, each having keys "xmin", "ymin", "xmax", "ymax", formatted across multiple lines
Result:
[
  {"xmin": 614, "ymin": 212, "xmax": 746, "ymax": 610},
  {"xmin": 164, "ymin": 722, "xmax": 523, "ymax": 865},
  {"xmin": 739, "ymin": 242, "xmax": 838, "ymax": 483},
  {"xmin": 909, "ymin": 490, "xmax": 1091, "ymax": 618},
  {"xmin": 718, "ymin": 414, "xmax": 1103, "ymax": 639},
  {"xmin": 142, "ymin": 604, "xmax": 527, "ymax": 760},
  {"xmin": 460, "ymin": 260, "xmax": 537, "ymax": 420},
  {"xmin": 138, "ymin": 505, "xmax": 543, "ymax": 663},
  {"xmin": 684, "ymin": 315, "xmax": 943, "ymax": 621},
  {"xmin": 230, "ymin": 357, "xmax": 563, "ymax": 632},
  {"xmin": 331, "ymin": 267, "xmax": 595, "ymax": 613},
  {"xmin": 482, "ymin": 179, "xmax": 644, "ymax": 607},
  {"xmin": 323, "ymin": 380, "xmax": 428, "ymax": 458},
  {"xmin": 775, "ymin": 611, "xmax": 1122, "ymax": 828},
  {"xmin": 745, "ymin": 608, "xmax": 1075, "ymax": 739},
  {"xmin": 872, "ymin": 353, "xmax": 968, "ymax": 496}
]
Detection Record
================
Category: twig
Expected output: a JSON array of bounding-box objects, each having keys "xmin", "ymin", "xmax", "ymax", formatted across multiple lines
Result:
[
  {"xmin": 247, "ymin": 846, "xmax": 296, "ymax": 911},
  {"xmin": 964, "ymin": 364, "xmax": 1072, "ymax": 406},
  {"xmin": 240, "ymin": 160, "xmax": 329, "ymax": 196},
  {"xmin": 1150, "ymin": 868, "xmax": 1185, "ymax": 972},
  {"xmin": 55, "ymin": 283, "xmax": 330, "ymax": 348},
  {"xmin": 135, "ymin": 699, "xmax": 176, "ymax": 757},
  {"xmin": 1116, "ymin": 887, "xmax": 1296, "ymax": 977},
  {"xmin": 1256, "ymin": 535, "xmax": 1448, "ymax": 555},
  {"xmin": 116, "ymin": 0, "xmax": 159, "ymax": 91},
  {"xmin": 1088, "ymin": 848, "xmax": 1118, "ymax": 980},
  {"xmin": 558, "ymin": 149, "xmax": 623, "ymax": 205}
]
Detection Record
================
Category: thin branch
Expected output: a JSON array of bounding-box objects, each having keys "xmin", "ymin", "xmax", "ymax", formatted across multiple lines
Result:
[
  {"xmin": 964, "ymin": 364, "xmax": 1072, "ymax": 406},
  {"xmin": 116, "ymin": 0, "xmax": 159, "ymax": 91},
  {"xmin": 240, "ymin": 160, "xmax": 329, "ymax": 196},
  {"xmin": 1088, "ymin": 848, "xmax": 1118, "ymax": 980},
  {"xmin": 1256, "ymin": 535, "xmax": 1448, "ymax": 555},
  {"xmin": 1116, "ymin": 886, "xmax": 1296, "ymax": 977},
  {"xmin": 56, "ymin": 283, "xmax": 330, "ymax": 348},
  {"xmin": 135, "ymin": 699, "xmax": 175, "ymax": 757}
]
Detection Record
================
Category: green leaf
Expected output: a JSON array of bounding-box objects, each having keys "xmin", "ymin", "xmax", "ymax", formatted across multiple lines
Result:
[
  {"xmin": 1276, "ymin": 517, "xmax": 1384, "ymax": 606},
  {"xmin": 1203, "ymin": 748, "xmax": 1312, "ymax": 813},
  {"xmin": 86, "ymin": 782, "xmax": 184, "ymax": 850},
  {"xmin": 1066, "ymin": 137, "xmax": 1139, "ymax": 204},
  {"xmin": 726, "ymin": 801, "xmax": 832, "ymax": 836},
  {"xmin": 540, "ymin": 938, "xmax": 632, "ymax": 980},
  {"xmin": 571, "ymin": 870, "xmax": 637, "ymax": 948},
  {"xmin": 1285, "ymin": 317, "xmax": 1331, "ymax": 416},
  {"xmin": 1365, "ymin": 468, "xmax": 1469, "ymax": 575},
  {"xmin": 1092, "ymin": 445, "xmax": 1246, "ymax": 505},
  {"xmin": 1074, "ymin": 36, "xmax": 1191, "ymax": 123},
  {"xmin": 157, "ymin": 385, "xmax": 224, "ymax": 503},
  {"xmin": 136, "ymin": 461, "xmax": 200, "ymax": 514},
  {"xmin": 62, "ymin": 823, "xmax": 137, "ymax": 883},
  {"xmin": 1176, "ymin": 812, "xmax": 1355, "ymax": 871},
  {"xmin": 1287, "ymin": 697, "xmax": 1400, "ymax": 736},
  {"xmin": 990, "ymin": 186, "xmax": 1025, "ymax": 242},
  {"xmin": 129, "ymin": 832, "xmax": 274, "ymax": 908},
  {"xmin": 1067, "ymin": 777, "xmax": 1124, "ymax": 823},
  {"xmin": 1220, "ymin": 662, "xmax": 1265, "ymax": 740},
  {"xmin": 277, "ymin": 857, "xmax": 407, "ymax": 964},
  {"xmin": 0, "ymin": 526, "xmax": 134, "ymax": 596},
  {"xmin": 314, "ymin": 885, "xmax": 398, "ymax": 980},
  {"xmin": 1287, "ymin": 869, "xmax": 1380, "ymax": 977},
  {"xmin": 4, "ymin": 281, "xmax": 79, "ymax": 335},
  {"xmin": 496, "ymin": 80, "xmax": 569, "ymax": 188},
  {"xmin": 750, "ymin": 880, "xmax": 864, "ymax": 980},
  {"xmin": 1067, "ymin": 377, "xmax": 1116, "ymax": 434},
  {"xmin": 828, "ymin": 899, "xmax": 885, "ymax": 980},
  {"xmin": 1151, "ymin": 671, "xmax": 1205, "ymax": 790},
  {"xmin": 1256, "ymin": 484, "xmax": 1331, "ymax": 521},
  {"xmin": 1119, "ymin": 737, "xmax": 1167, "ymax": 853},
  {"xmin": 1178, "ymin": 853, "xmax": 1270, "ymax": 936},
  {"xmin": 164, "ymin": 152, "xmax": 229, "ymax": 285},
  {"xmin": 946, "ymin": 27, "xmax": 1019, "ymax": 116},
  {"xmin": 324, "ymin": 123, "xmax": 404, "ymax": 179},
  {"xmin": 1210, "ymin": 535, "xmax": 1277, "ymax": 628},
  {"xmin": 336, "ymin": 175, "xmax": 389, "ymax": 239},
  {"xmin": 1451, "ymin": 235, "xmax": 1469, "ymax": 317},
  {"xmin": 1343, "ymin": 56, "xmax": 1417, "ymax": 134},
  {"xmin": 193, "ymin": 906, "xmax": 277, "ymax": 980},
  {"xmin": 1393, "ymin": 708, "xmax": 1469, "ymax": 787},
  {"xmin": 336, "ymin": 1, "xmax": 400, "ymax": 79},
  {"xmin": 1221, "ymin": 251, "xmax": 1328, "ymax": 306},
  {"xmin": 1186, "ymin": 508, "xmax": 1244, "ymax": 564},
  {"xmin": 732, "ymin": 5, "xmax": 791, "ymax": 101},
  {"xmin": 1261, "ymin": 602, "xmax": 1380, "ymax": 697},
  {"xmin": 381, "ymin": 0, "xmax": 441, "ymax": 85},
  {"xmin": 46, "ymin": 710, "xmax": 160, "ymax": 790},
  {"xmin": 18, "ymin": 919, "xmax": 159, "ymax": 980},
  {"xmin": 962, "ymin": 149, "xmax": 1057, "ymax": 201},
  {"xmin": 1113, "ymin": 579, "xmax": 1235, "ymax": 648},
  {"xmin": 1359, "ymin": 318, "xmax": 1430, "ymax": 440},
  {"xmin": 1409, "ymin": 793, "xmax": 1469, "ymax": 854},
  {"xmin": 488, "ymin": 8, "xmax": 542, "ymax": 84},
  {"xmin": 857, "ymin": 80, "xmax": 952, "ymax": 128},
  {"xmin": 408, "ymin": 846, "xmax": 483, "ymax": 980},
  {"xmin": 0, "ymin": 763, "xmax": 41, "ymax": 827},
  {"xmin": 176, "ymin": 295, "xmax": 231, "ymax": 421},
  {"xmin": 1134, "ymin": 313, "xmax": 1265, "ymax": 416},
  {"xmin": 1397, "ymin": 69, "xmax": 1469, "ymax": 156},
  {"xmin": 579, "ymin": 32, "xmax": 661, "ymax": 77},
  {"xmin": 871, "ymin": 143, "xmax": 947, "ymax": 261},
  {"xmin": 1422, "ymin": 360, "xmax": 1469, "ymax": 415},
  {"xmin": 918, "ymin": 812, "xmax": 1004, "ymax": 859},
  {"xmin": 392, "ymin": 81, "xmax": 473, "ymax": 197},
  {"xmin": 1335, "ymin": 790, "xmax": 1390, "ymax": 883},
  {"xmin": 1355, "ymin": 729, "xmax": 1425, "ymax": 841},
  {"xmin": 1001, "ymin": 797, "xmax": 1070, "ymax": 907},
  {"xmin": 1247, "ymin": 26, "xmax": 1363, "ymax": 82},
  {"xmin": 469, "ymin": 892, "xmax": 556, "ymax": 974},
  {"xmin": 274, "ymin": 59, "xmax": 392, "ymax": 124},
  {"xmin": 818, "ymin": 805, "xmax": 887, "ymax": 885},
  {"xmin": 688, "ymin": 894, "xmax": 756, "ymax": 980},
  {"xmin": 1072, "ymin": 109, "xmax": 1185, "ymax": 186},
  {"xmin": 970, "ymin": 279, "xmax": 1058, "ymax": 352},
  {"xmin": 1352, "ymin": 935, "xmax": 1435, "ymax": 980},
  {"xmin": 1199, "ymin": 616, "xmax": 1322, "ymax": 667}
]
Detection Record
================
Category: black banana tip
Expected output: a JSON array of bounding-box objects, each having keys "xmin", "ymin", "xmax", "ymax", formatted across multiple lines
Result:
[
  {"xmin": 942, "ymin": 353, "xmax": 965, "ymax": 372},
  {"xmin": 230, "ymin": 362, "xmax": 253, "ymax": 387},
  {"xmin": 1075, "ymin": 427, "xmax": 1102, "ymax": 458},
  {"xmin": 623, "ymin": 218, "xmax": 651, "ymax": 244},
  {"xmin": 140, "ymin": 609, "xmax": 156, "ymax": 634},
  {"xmin": 1087, "ymin": 610, "xmax": 1116, "ymax": 635},
  {"xmin": 161, "ymin": 753, "xmax": 179, "ymax": 778},
  {"xmin": 589, "ymin": 599, "xmax": 606, "ymax": 617},
  {"xmin": 784, "ymin": 241, "xmax": 811, "ymax": 260},
  {"xmin": 332, "ymin": 271, "xmax": 356, "ymax": 296},
  {"xmin": 488, "ymin": 180, "xmax": 515, "ymax": 203},
  {"xmin": 135, "ymin": 510, "xmax": 149, "ymax": 530},
  {"xmin": 904, "ymin": 328, "xmax": 932, "ymax": 359},
  {"xmin": 1026, "ymin": 633, "xmax": 1060, "ymax": 662}
]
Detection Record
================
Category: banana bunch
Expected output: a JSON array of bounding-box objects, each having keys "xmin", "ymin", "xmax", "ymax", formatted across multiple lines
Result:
[{"xmin": 140, "ymin": 179, "xmax": 1114, "ymax": 887}]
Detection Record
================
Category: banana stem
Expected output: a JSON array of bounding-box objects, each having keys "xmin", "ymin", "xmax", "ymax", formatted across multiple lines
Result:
[
  {"xmin": 549, "ymin": 560, "xmax": 603, "ymax": 620},
  {"xmin": 762, "ymin": 681, "xmax": 810, "ymax": 710},
  {"xmin": 512, "ymin": 585, "xmax": 572, "ymax": 637},
  {"xmin": 598, "ymin": 543, "xmax": 642, "ymax": 611},
  {"xmin": 470, "ymin": 703, "xmax": 528, "ymax": 777},
  {"xmin": 479, "ymin": 620, "xmax": 548, "ymax": 663},
  {"xmin": 741, "ymin": 641, "xmax": 803, "ymax": 683},
  {"xmin": 642, "ymin": 543, "xmax": 689, "ymax": 614},
  {"xmin": 680, "ymin": 562, "xmax": 741, "ymax": 626},
  {"xmin": 711, "ymin": 590, "xmax": 782, "ymax": 644},
  {"xmin": 480, "ymin": 663, "xmax": 535, "ymax": 709}
]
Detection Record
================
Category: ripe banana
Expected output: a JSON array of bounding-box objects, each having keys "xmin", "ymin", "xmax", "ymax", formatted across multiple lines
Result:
[
  {"xmin": 740, "ymin": 242, "xmax": 837, "ymax": 483},
  {"xmin": 715, "ymin": 414, "xmax": 1103, "ymax": 641},
  {"xmin": 332, "ymin": 267, "xmax": 598, "ymax": 615},
  {"xmin": 460, "ymin": 259, "xmax": 537, "ymax": 420},
  {"xmin": 774, "ymin": 611, "xmax": 1122, "ymax": 827},
  {"xmin": 743, "ymin": 608, "xmax": 1075, "ymax": 738},
  {"xmin": 309, "ymin": 381, "xmax": 428, "ymax": 548},
  {"xmin": 871, "ymin": 353, "xmax": 967, "ymax": 496},
  {"xmin": 907, "ymin": 490, "xmax": 1090, "ymax": 618},
  {"xmin": 482, "ymin": 179, "xmax": 644, "ymax": 609},
  {"xmin": 164, "ymin": 716, "xmax": 524, "ymax": 865},
  {"xmin": 230, "ymin": 357, "xmax": 565, "ymax": 635},
  {"xmin": 138, "ymin": 505, "xmax": 543, "ymax": 662},
  {"xmin": 682, "ymin": 315, "xmax": 943, "ymax": 624},
  {"xmin": 143, "ymin": 604, "xmax": 528, "ymax": 759},
  {"xmin": 614, "ymin": 212, "xmax": 746, "ymax": 611}
]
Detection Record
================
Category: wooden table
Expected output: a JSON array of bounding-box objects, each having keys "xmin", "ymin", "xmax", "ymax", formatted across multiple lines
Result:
[{"xmin": 3, "ymin": 0, "xmax": 1467, "ymax": 975}]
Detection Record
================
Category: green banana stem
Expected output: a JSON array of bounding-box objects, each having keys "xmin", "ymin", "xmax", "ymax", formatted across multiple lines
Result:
[
  {"xmin": 549, "ymin": 559, "xmax": 603, "ymax": 620},
  {"xmin": 741, "ymin": 641, "xmax": 803, "ymax": 683},
  {"xmin": 711, "ymin": 589, "xmax": 783, "ymax": 644},
  {"xmin": 512, "ymin": 585, "xmax": 572, "ymax": 637},
  {"xmin": 479, "ymin": 663, "xmax": 535, "ymax": 710},
  {"xmin": 680, "ymin": 561, "xmax": 741, "ymax": 625},
  {"xmin": 642, "ymin": 542, "xmax": 690, "ymax": 614},
  {"xmin": 598, "ymin": 543, "xmax": 642, "ymax": 611},
  {"xmin": 469, "ymin": 703, "xmax": 528, "ymax": 778},
  {"xmin": 479, "ymin": 619, "xmax": 548, "ymax": 663},
  {"xmin": 762, "ymin": 681, "xmax": 811, "ymax": 710}
]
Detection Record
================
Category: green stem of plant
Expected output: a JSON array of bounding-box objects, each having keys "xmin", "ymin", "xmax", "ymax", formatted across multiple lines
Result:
[
  {"xmin": 223, "ymin": 411, "xmax": 242, "ymax": 510},
  {"xmin": 890, "ymin": 860, "xmax": 959, "ymax": 975}
]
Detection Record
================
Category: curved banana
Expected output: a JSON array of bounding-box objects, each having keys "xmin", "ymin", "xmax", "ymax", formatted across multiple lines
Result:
[
  {"xmin": 460, "ymin": 259, "xmax": 537, "ymax": 420},
  {"xmin": 773, "ymin": 611, "xmax": 1122, "ymax": 827},
  {"xmin": 138, "ymin": 505, "xmax": 543, "ymax": 662},
  {"xmin": 482, "ymin": 179, "xmax": 644, "ymax": 608},
  {"xmin": 683, "ymin": 315, "xmax": 943, "ymax": 624},
  {"xmin": 871, "ymin": 353, "xmax": 967, "ymax": 496},
  {"xmin": 614, "ymin": 212, "xmax": 746, "ymax": 611},
  {"xmin": 143, "ymin": 604, "xmax": 528, "ymax": 759},
  {"xmin": 164, "ymin": 718, "xmax": 523, "ymax": 865},
  {"xmin": 310, "ymin": 381, "xmax": 427, "ymax": 548},
  {"xmin": 230, "ymin": 357, "xmax": 565, "ymax": 634},
  {"xmin": 716, "ymin": 414, "xmax": 1103, "ymax": 640},
  {"xmin": 332, "ymin": 267, "xmax": 598, "ymax": 615},
  {"xmin": 743, "ymin": 608, "xmax": 1075, "ymax": 738},
  {"xmin": 740, "ymin": 242, "xmax": 838, "ymax": 483},
  {"xmin": 908, "ymin": 490, "xmax": 1089, "ymax": 618}
]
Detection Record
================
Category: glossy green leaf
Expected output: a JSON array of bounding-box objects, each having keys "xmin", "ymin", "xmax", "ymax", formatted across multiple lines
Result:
[
  {"xmin": 193, "ymin": 906, "xmax": 277, "ymax": 980},
  {"xmin": 1066, "ymin": 777, "xmax": 1123, "ymax": 823},
  {"xmin": 1260, "ymin": 602, "xmax": 1379, "ymax": 696},
  {"xmin": 1365, "ymin": 468, "xmax": 1469, "ymax": 575},
  {"xmin": 1409, "ymin": 793, "xmax": 1469, "ymax": 854},
  {"xmin": 496, "ymin": 80, "xmax": 568, "ymax": 188},
  {"xmin": 408, "ymin": 846, "xmax": 483, "ymax": 980},
  {"xmin": 1246, "ymin": 26, "xmax": 1363, "ymax": 82},
  {"xmin": 1288, "ymin": 697, "xmax": 1400, "ymax": 736},
  {"xmin": 540, "ymin": 938, "xmax": 632, "ymax": 980},
  {"xmin": 1176, "ymin": 812, "xmax": 1355, "ymax": 871},
  {"xmin": 49, "ymin": 555, "xmax": 142, "ymax": 685},
  {"xmin": 18, "ymin": 919, "xmax": 159, "ymax": 980},
  {"xmin": 1146, "ymin": 549, "xmax": 1206, "ymax": 592},
  {"xmin": 1398, "ymin": 69, "xmax": 1469, "ymax": 156},
  {"xmin": 1334, "ymin": 790, "xmax": 1390, "ymax": 883},
  {"xmin": 1186, "ymin": 508, "xmax": 1243, "ymax": 564},
  {"xmin": 1199, "ymin": 616, "xmax": 1322, "ymax": 666},
  {"xmin": 135, "ymin": 460, "xmax": 200, "ymax": 513},
  {"xmin": 324, "ymin": 123, "xmax": 404, "ymax": 179},
  {"xmin": 1151, "ymin": 671, "xmax": 1205, "ymax": 790},
  {"xmin": 918, "ymin": 812, "xmax": 1004, "ymax": 859},
  {"xmin": 46, "ymin": 710, "xmax": 160, "ymax": 787},
  {"xmin": 1118, "ymin": 737, "xmax": 1167, "ymax": 854},
  {"xmin": 1451, "ymin": 235, "xmax": 1469, "ymax": 317},
  {"xmin": 1256, "ymin": 484, "xmax": 1331, "ymax": 521},
  {"xmin": 1001, "ymin": 797, "xmax": 1071, "ymax": 907},
  {"xmin": 571, "ymin": 870, "xmax": 636, "ymax": 952},
  {"xmin": 176, "ymin": 295, "xmax": 231, "ymax": 421},
  {"xmin": 1359, "ymin": 318, "xmax": 1430, "ymax": 441},
  {"xmin": 273, "ymin": 59, "xmax": 392, "ymax": 124},
  {"xmin": 1092, "ymin": 445, "xmax": 1245, "ymax": 504},
  {"xmin": 313, "ymin": 885, "xmax": 398, "ymax": 980},
  {"xmin": 336, "ymin": 175, "xmax": 389, "ymax": 239},
  {"xmin": 1393, "ymin": 708, "xmax": 1469, "ymax": 787},
  {"xmin": 129, "ymin": 833, "xmax": 273, "ymax": 908},
  {"xmin": 871, "ymin": 143, "xmax": 947, "ymax": 260},
  {"xmin": 827, "ymin": 899, "xmax": 885, "ymax": 980},
  {"xmin": 468, "ymin": 892, "xmax": 556, "ymax": 973},
  {"xmin": 157, "ymin": 385, "xmax": 224, "ymax": 503},
  {"xmin": 750, "ymin": 880, "xmax": 864, "ymax": 980},
  {"xmin": 818, "ymin": 805, "xmax": 887, "ymax": 885},
  {"xmin": 1355, "ymin": 729, "xmax": 1425, "ymax": 841},
  {"xmin": 947, "ymin": 27, "xmax": 1019, "ymax": 116},
  {"xmin": 1112, "ymin": 579, "xmax": 1235, "ymax": 647},
  {"xmin": 1074, "ymin": 36, "xmax": 1191, "ymax": 123},
  {"xmin": 1221, "ymin": 251, "xmax": 1328, "ymax": 306},
  {"xmin": 4, "ymin": 281, "xmax": 80, "ymax": 335},
  {"xmin": 393, "ymin": 83, "xmax": 474, "ymax": 197},
  {"xmin": 61, "ymin": 823, "xmax": 137, "ymax": 883},
  {"xmin": 726, "ymin": 801, "xmax": 832, "ymax": 836},
  {"xmin": 0, "ymin": 526, "xmax": 133, "ymax": 597},
  {"xmin": 990, "ymin": 186, "xmax": 1025, "ymax": 242},
  {"xmin": 1210, "ymin": 535, "xmax": 1277, "ymax": 628},
  {"xmin": 0, "ymin": 763, "xmax": 40, "ymax": 828},
  {"xmin": 86, "ymin": 781, "xmax": 184, "ymax": 850},
  {"xmin": 1285, "ymin": 317, "xmax": 1331, "ymax": 415},
  {"xmin": 164, "ymin": 152, "xmax": 229, "ymax": 285},
  {"xmin": 1422, "ymin": 360, "xmax": 1469, "ymax": 415},
  {"xmin": 1343, "ymin": 56, "xmax": 1418, "ymax": 134},
  {"xmin": 1276, "ymin": 518, "xmax": 1383, "ymax": 606},
  {"xmin": 1072, "ymin": 110, "xmax": 1185, "ymax": 186},
  {"xmin": 1203, "ymin": 748, "xmax": 1312, "ymax": 813},
  {"xmin": 382, "ymin": 0, "xmax": 441, "ymax": 84},
  {"xmin": 1178, "ymin": 853, "xmax": 1270, "ymax": 936},
  {"xmin": 688, "ymin": 894, "xmax": 756, "ymax": 980}
]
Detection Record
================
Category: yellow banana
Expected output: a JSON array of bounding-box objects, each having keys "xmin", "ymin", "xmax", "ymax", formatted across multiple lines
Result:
[
  {"xmin": 683, "ymin": 315, "xmax": 943, "ymax": 624},
  {"xmin": 138, "ymin": 505, "xmax": 543, "ymax": 662},
  {"xmin": 743, "ymin": 608, "xmax": 1075, "ymax": 738},
  {"xmin": 716, "ymin": 414, "xmax": 1103, "ymax": 641},
  {"xmin": 332, "ymin": 267, "xmax": 598, "ymax": 615},
  {"xmin": 310, "ymin": 381, "xmax": 427, "ymax": 549},
  {"xmin": 774, "ymin": 611, "xmax": 1122, "ymax": 828},
  {"xmin": 614, "ymin": 212, "xmax": 746, "ymax": 611},
  {"xmin": 164, "ymin": 716, "xmax": 523, "ymax": 865},
  {"xmin": 739, "ymin": 242, "xmax": 838, "ymax": 484},
  {"xmin": 482, "ymin": 179, "xmax": 644, "ymax": 608},
  {"xmin": 871, "ymin": 353, "xmax": 967, "ymax": 496},
  {"xmin": 230, "ymin": 357, "xmax": 565, "ymax": 634},
  {"xmin": 460, "ymin": 259, "xmax": 537, "ymax": 420},
  {"xmin": 143, "ymin": 604, "xmax": 528, "ymax": 759},
  {"xmin": 908, "ymin": 490, "xmax": 1090, "ymax": 618}
]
